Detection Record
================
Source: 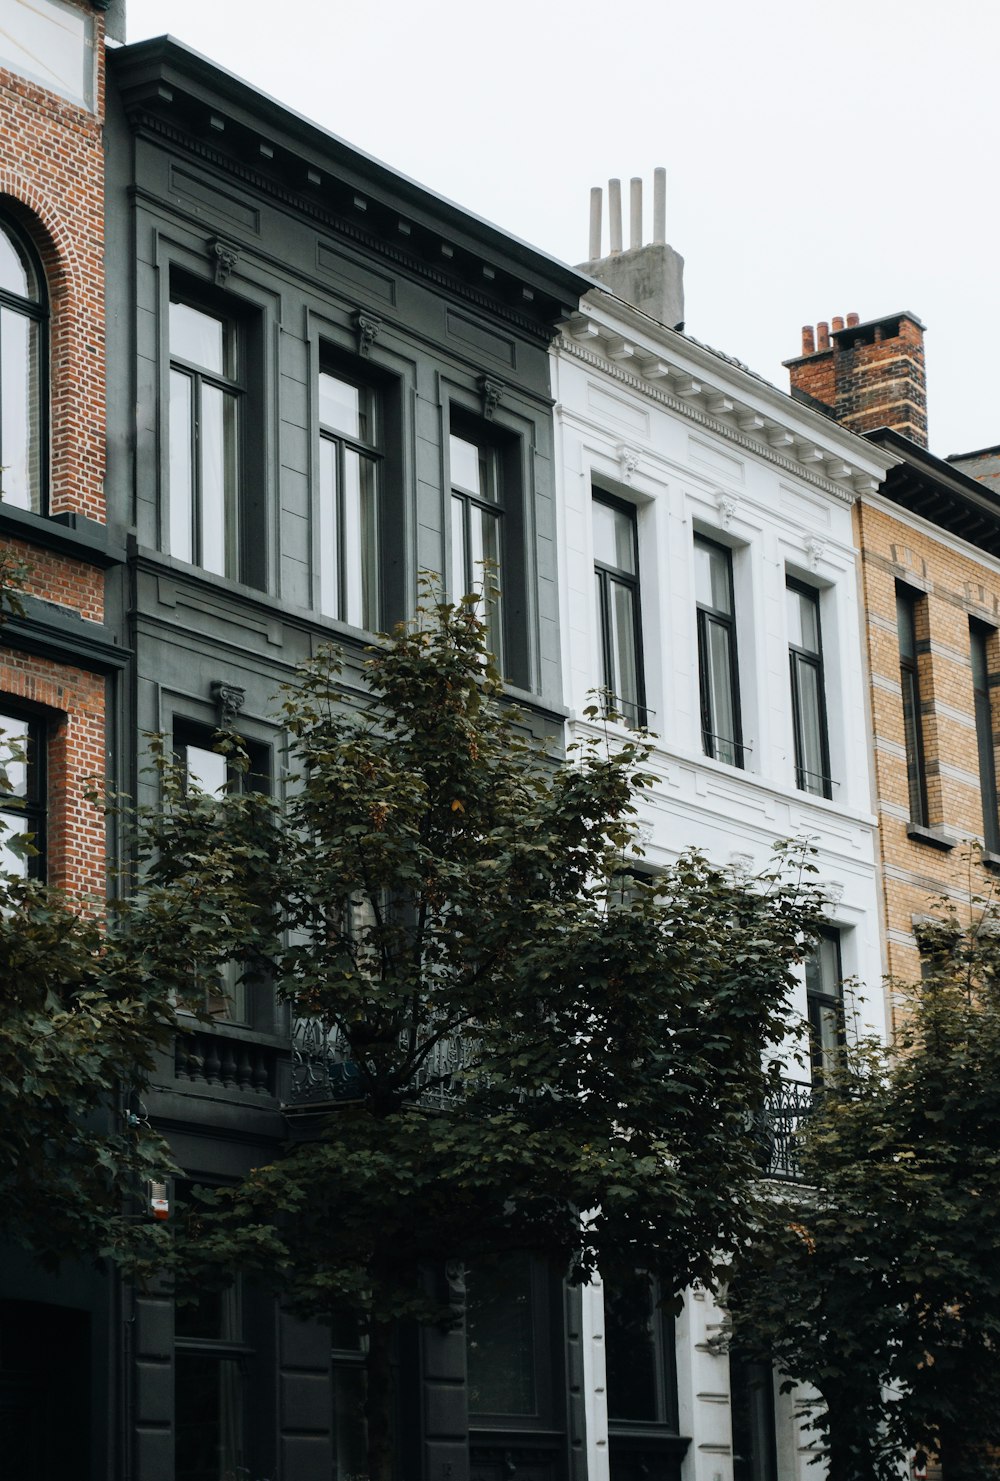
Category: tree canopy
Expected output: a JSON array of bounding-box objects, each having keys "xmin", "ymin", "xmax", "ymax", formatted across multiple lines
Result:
[{"xmin": 134, "ymin": 594, "xmax": 826, "ymax": 1481}]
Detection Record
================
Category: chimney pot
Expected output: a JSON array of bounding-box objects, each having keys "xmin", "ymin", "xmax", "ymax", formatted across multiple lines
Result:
[
  {"xmin": 832, "ymin": 315, "xmax": 845, "ymax": 333},
  {"xmin": 589, "ymin": 186, "xmax": 602, "ymax": 261},
  {"xmin": 608, "ymin": 179, "xmax": 623, "ymax": 255},
  {"xmin": 817, "ymin": 321, "xmax": 830, "ymax": 351},
  {"xmin": 653, "ymin": 168, "xmax": 666, "ymax": 244},
  {"xmin": 630, "ymin": 177, "xmax": 642, "ymax": 251},
  {"xmin": 846, "ymin": 311, "xmax": 860, "ymax": 328},
  {"xmin": 801, "ymin": 325, "xmax": 815, "ymax": 355}
]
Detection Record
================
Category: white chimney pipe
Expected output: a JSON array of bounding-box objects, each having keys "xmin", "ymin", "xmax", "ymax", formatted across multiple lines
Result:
[
  {"xmin": 589, "ymin": 186, "xmax": 602, "ymax": 261},
  {"xmin": 653, "ymin": 167, "xmax": 666, "ymax": 245},
  {"xmin": 608, "ymin": 178, "xmax": 622, "ymax": 255},
  {"xmin": 630, "ymin": 177, "xmax": 642, "ymax": 250}
]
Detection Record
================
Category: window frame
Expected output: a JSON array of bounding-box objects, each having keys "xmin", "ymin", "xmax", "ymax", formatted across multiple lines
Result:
[
  {"xmin": 465, "ymin": 1253, "xmax": 557, "ymax": 1433},
  {"xmin": 896, "ymin": 583, "xmax": 929, "ymax": 828},
  {"xmin": 603, "ymin": 1271, "xmax": 679, "ymax": 1433},
  {"xmin": 786, "ymin": 577, "xmax": 832, "ymax": 799},
  {"xmin": 805, "ymin": 926, "xmax": 845, "ymax": 1088},
  {"xmin": 317, "ymin": 363, "xmax": 384, "ymax": 632},
  {"xmin": 0, "ymin": 703, "xmax": 46, "ymax": 882},
  {"xmin": 694, "ymin": 533, "xmax": 745, "ymax": 768},
  {"xmin": 729, "ymin": 1352, "xmax": 778, "ymax": 1481},
  {"xmin": 448, "ymin": 419, "xmax": 506, "ymax": 671},
  {"xmin": 593, "ymin": 488, "xmax": 647, "ymax": 727},
  {"xmin": 970, "ymin": 619, "xmax": 1000, "ymax": 854},
  {"xmin": 0, "ymin": 212, "xmax": 48, "ymax": 515}
]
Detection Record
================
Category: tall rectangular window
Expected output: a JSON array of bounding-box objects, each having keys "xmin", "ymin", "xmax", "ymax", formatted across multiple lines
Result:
[
  {"xmin": 787, "ymin": 580, "xmax": 831, "ymax": 798},
  {"xmin": 730, "ymin": 1354, "xmax": 778, "ymax": 1481},
  {"xmin": 169, "ymin": 297, "xmax": 242, "ymax": 579},
  {"xmin": 318, "ymin": 369, "xmax": 381, "ymax": 631},
  {"xmin": 805, "ymin": 928, "xmax": 844, "ymax": 1087},
  {"xmin": 174, "ymin": 1218, "xmax": 246, "ymax": 1481},
  {"xmin": 695, "ymin": 535, "xmax": 743, "ymax": 767},
  {"xmin": 0, "ymin": 707, "xmax": 45, "ymax": 880},
  {"xmin": 593, "ymin": 492, "xmax": 645, "ymax": 726},
  {"xmin": 971, "ymin": 620, "xmax": 1000, "ymax": 853},
  {"xmin": 896, "ymin": 585, "xmax": 928, "ymax": 827},
  {"xmin": 0, "ymin": 216, "xmax": 46, "ymax": 513},
  {"xmin": 604, "ymin": 1272, "xmax": 678, "ymax": 1429},
  {"xmin": 449, "ymin": 429, "xmax": 503, "ymax": 669}
]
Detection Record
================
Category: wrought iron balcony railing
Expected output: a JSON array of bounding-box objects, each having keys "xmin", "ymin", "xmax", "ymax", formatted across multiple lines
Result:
[
  {"xmin": 757, "ymin": 1078, "xmax": 813, "ymax": 1181},
  {"xmin": 284, "ymin": 1017, "xmax": 480, "ymax": 1112}
]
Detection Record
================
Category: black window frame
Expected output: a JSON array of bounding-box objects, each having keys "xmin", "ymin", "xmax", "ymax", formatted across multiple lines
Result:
[
  {"xmin": 695, "ymin": 533, "xmax": 745, "ymax": 768},
  {"xmin": 593, "ymin": 488, "xmax": 647, "ymax": 727},
  {"xmin": 465, "ymin": 1253, "xmax": 557, "ymax": 1434},
  {"xmin": 167, "ymin": 277, "xmax": 265, "ymax": 589},
  {"xmin": 787, "ymin": 577, "xmax": 832, "ymax": 799},
  {"xmin": 604, "ymin": 1271, "xmax": 679, "ymax": 1432},
  {"xmin": 317, "ymin": 361, "xmax": 385, "ymax": 634},
  {"xmin": 730, "ymin": 1352, "xmax": 778, "ymax": 1481},
  {"xmin": 896, "ymin": 583, "xmax": 929, "ymax": 828},
  {"xmin": 0, "ymin": 703, "xmax": 46, "ymax": 882},
  {"xmin": 805, "ymin": 926, "xmax": 845, "ymax": 1088},
  {"xmin": 970, "ymin": 619, "xmax": 1000, "ymax": 854},
  {"xmin": 0, "ymin": 211, "xmax": 48, "ymax": 515},
  {"xmin": 448, "ymin": 416, "xmax": 507, "ymax": 674}
]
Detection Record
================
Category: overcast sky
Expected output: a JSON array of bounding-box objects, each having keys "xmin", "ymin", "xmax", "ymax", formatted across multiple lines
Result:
[{"xmin": 124, "ymin": 0, "xmax": 999, "ymax": 459}]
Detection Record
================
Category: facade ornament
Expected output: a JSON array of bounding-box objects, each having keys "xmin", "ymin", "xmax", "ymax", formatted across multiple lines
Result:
[
  {"xmin": 211, "ymin": 681, "xmax": 246, "ymax": 729},
  {"xmin": 209, "ymin": 236, "xmax": 240, "ymax": 286},
  {"xmin": 479, "ymin": 375, "xmax": 505, "ymax": 421},
  {"xmin": 716, "ymin": 490, "xmax": 738, "ymax": 529},
  {"xmin": 805, "ymin": 534, "xmax": 827, "ymax": 571},
  {"xmin": 824, "ymin": 880, "xmax": 845, "ymax": 906},
  {"xmin": 354, "ymin": 310, "xmax": 381, "ymax": 357},
  {"xmin": 728, "ymin": 851, "xmax": 753, "ymax": 878},
  {"xmin": 617, "ymin": 444, "xmax": 640, "ymax": 485}
]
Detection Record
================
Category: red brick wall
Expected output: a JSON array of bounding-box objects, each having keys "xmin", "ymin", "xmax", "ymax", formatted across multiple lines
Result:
[
  {"xmin": 787, "ymin": 314, "xmax": 928, "ymax": 449},
  {"xmin": 0, "ymin": 2, "xmax": 109, "ymax": 897}
]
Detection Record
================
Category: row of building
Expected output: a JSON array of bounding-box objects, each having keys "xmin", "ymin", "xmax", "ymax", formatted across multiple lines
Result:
[{"xmin": 2, "ymin": 3, "xmax": 999, "ymax": 1479}]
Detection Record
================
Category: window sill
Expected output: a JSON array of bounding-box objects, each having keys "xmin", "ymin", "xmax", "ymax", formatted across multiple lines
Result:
[
  {"xmin": 906, "ymin": 822, "xmax": 955, "ymax": 851},
  {"xmin": 982, "ymin": 850, "xmax": 1000, "ymax": 872},
  {"xmin": 0, "ymin": 502, "xmax": 125, "ymax": 567}
]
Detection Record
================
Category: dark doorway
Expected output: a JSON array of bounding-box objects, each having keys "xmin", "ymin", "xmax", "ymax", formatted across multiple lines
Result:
[{"xmin": 0, "ymin": 1300, "xmax": 91, "ymax": 1479}]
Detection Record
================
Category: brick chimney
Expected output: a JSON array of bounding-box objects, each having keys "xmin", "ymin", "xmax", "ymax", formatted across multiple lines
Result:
[{"xmin": 784, "ymin": 311, "xmax": 928, "ymax": 448}]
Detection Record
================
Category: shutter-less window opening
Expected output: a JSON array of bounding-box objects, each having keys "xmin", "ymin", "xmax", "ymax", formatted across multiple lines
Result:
[
  {"xmin": 593, "ymin": 491, "xmax": 646, "ymax": 727},
  {"xmin": 694, "ymin": 535, "xmax": 745, "ymax": 768},
  {"xmin": 787, "ymin": 579, "xmax": 832, "ymax": 799},
  {"xmin": 0, "ymin": 216, "xmax": 47, "ymax": 514},
  {"xmin": 896, "ymin": 585, "xmax": 929, "ymax": 827},
  {"xmin": 449, "ymin": 429, "xmax": 504, "ymax": 671},
  {"xmin": 971, "ymin": 620, "xmax": 1000, "ymax": 853},
  {"xmin": 318, "ymin": 369, "xmax": 382, "ymax": 632},
  {"xmin": 805, "ymin": 927, "xmax": 845, "ymax": 1087},
  {"xmin": 0, "ymin": 707, "xmax": 46, "ymax": 881}
]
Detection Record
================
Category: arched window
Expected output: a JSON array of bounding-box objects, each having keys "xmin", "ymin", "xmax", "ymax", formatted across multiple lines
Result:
[{"xmin": 0, "ymin": 215, "xmax": 46, "ymax": 513}]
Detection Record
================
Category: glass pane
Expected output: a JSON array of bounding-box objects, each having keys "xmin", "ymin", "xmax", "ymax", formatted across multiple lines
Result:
[
  {"xmin": 184, "ymin": 744, "xmax": 228, "ymax": 797},
  {"xmin": 466, "ymin": 1254, "xmax": 536, "ymax": 1416},
  {"xmin": 593, "ymin": 499, "xmax": 636, "ymax": 575},
  {"xmin": 175, "ymin": 1283, "xmax": 240, "ymax": 1341},
  {"xmin": 319, "ymin": 372, "xmax": 371, "ymax": 441},
  {"xmin": 805, "ymin": 933, "xmax": 840, "ymax": 998},
  {"xmin": 0, "ymin": 0, "xmax": 95, "ymax": 111},
  {"xmin": 609, "ymin": 578, "xmax": 641, "ymax": 722},
  {"xmin": 0, "ymin": 714, "xmax": 29, "ymax": 798},
  {"xmin": 731, "ymin": 1355, "xmax": 777, "ymax": 1481},
  {"xmin": 332, "ymin": 1364, "xmax": 368, "ymax": 1481},
  {"xmin": 170, "ymin": 300, "xmax": 227, "ymax": 375},
  {"xmin": 318, "ymin": 436, "xmax": 340, "ymax": 618},
  {"xmin": 704, "ymin": 616, "xmax": 738, "ymax": 764},
  {"xmin": 0, "ymin": 809, "xmax": 29, "ymax": 878},
  {"xmin": 342, "ymin": 450, "xmax": 379, "ymax": 630},
  {"xmin": 169, "ymin": 370, "xmax": 194, "ymax": 562},
  {"xmin": 471, "ymin": 504, "xmax": 502, "ymax": 665},
  {"xmin": 1, "ymin": 307, "xmax": 39, "ymax": 511},
  {"xmin": 793, "ymin": 656, "xmax": 827, "ymax": 794},
  {"xmin": 896, "ymin": 589, "xmax": 917, "ymax": 661},
  {"xmin": 604, "ymin": 1274, "xmax": 659, "ymax": 1422},
  {"xmin": 175, "ymin": 1353, "xmax": 243, "ymax": 1481},
  {"xmin": 200, "ymin": 385, "xmax": 239, "ymax": 577},
  {"xmin": 900, "ymin": 667, "xmax": 926, "ymax": 824},
  {"xmin": 695, "ymin": 538, "xmax": 732, "ymax": 614},
  {"xmin": 450, "ymin": 434, "xmax": 482, "ymax": 497},
  {"xmin": 787, "ymin": 585, "xmax": 819, "ymax": 654},
  {"xmin": 0, "ymin": 224, "xmax": 34, "ymax": 299},
  {"xmin": 450, "ymin": 494, "xmax": 467, "ymax": 601}
]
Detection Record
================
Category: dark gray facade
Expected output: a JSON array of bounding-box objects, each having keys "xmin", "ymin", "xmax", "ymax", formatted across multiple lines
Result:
[{"xmin": 105, "ymin": 36, "xmax": 590, "ymax": 1481}]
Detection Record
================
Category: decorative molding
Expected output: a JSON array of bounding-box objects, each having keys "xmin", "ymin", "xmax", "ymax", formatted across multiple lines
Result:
[
  {"xmin": 823, "ymin": 880, "xmax": 845, "ymax": 906},
  {"xmin": 617, "ymin": 444, "xmax": 640, "ymax": 485},
  {"xmin": 716, "ymin": 490, "xmax": 738, "ymax": 529},
  {"xmin": 354, "ymin": 310, "xmax": 381, "ymax": 357},
  {"xmin": 728, "ymin": 851, "xmax": 753, "ymax": 877},
  {"xmin": 211, "ymin": 681, "xmax": 246, "ymax": 729},
  {"xmin": 479, "ymin": 375, "xmax": 505, "ymax": 421},
  {"xmin": 130, "ymin": 113, "xmax": 554, "ymax": 344},
  {"xmin": 209, "ymin": 236, "xmax": 240, "ymax": 286},
  {"xmin": 558, "ymin": 333, "xmax": 864, "ymax": 505},
  {"xmin": 804, "ymin": 534, "xmax": 827, "ymax": 570}
]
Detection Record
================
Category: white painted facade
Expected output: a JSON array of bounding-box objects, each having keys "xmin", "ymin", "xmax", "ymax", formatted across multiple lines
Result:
[{"xmin": 550, "ymin": 290, "xmax": 897, "ymax": 1481}]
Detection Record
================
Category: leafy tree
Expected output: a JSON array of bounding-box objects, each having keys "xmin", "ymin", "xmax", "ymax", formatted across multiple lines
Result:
[
  {"xmin": 139, "ymin": 594, "xmax": 826, "ymax": 1481},
  {"xmin": 727, "ymin": 891, "xmax": 1000, "ymax": 1481}
]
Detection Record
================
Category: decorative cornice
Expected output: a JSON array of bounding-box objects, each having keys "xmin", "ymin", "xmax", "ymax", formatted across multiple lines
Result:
[
  {"xmin": 558, "ymin": 332, "xmax": 864, "ymax": 505},
  {"xmin": 130, "ymin": 111, "xmax": 555, "ymax": 344}
]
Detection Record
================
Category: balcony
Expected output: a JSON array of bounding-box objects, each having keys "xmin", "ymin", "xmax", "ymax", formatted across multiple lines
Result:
[
  {"xmin": 757, "ymin": 1078, "xmax": 812, "ymax": 1181},
  {"xmin": 284, "ymin": 1017, "xmax": 480, "ymax": 1112}
]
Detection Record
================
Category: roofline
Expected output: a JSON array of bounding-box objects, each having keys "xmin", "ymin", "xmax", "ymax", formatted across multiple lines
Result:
[
  {"xmin": 109, "ymin": 36, "xmax": 591, "ymax": 308},
  {"xmin": 782, "ymin": 309, "xmax": 926, "ymax": 367},
  {"xmin": 865, "ymin": 426, "xmax": 1000, "ymax": 535},
  {"xmin": 946, "ymin": 444, "xmax": 1000, "ymax": 464}
]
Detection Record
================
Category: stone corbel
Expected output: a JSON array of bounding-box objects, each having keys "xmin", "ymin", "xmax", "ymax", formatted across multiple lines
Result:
[
  {"xmin": 354, "ymin": 310, "xmax": 381, "ymax": 357},
  {"xmin": 209, "ymin": 237, "xmax": 240, "ymax": 287},
  {"xmin": 804, "ymin": 534, "xmax": 827, "ymax": 571},
  {"xmin": 716, "ymin": 490, "xmax": 738, "ymax": 529},
  {"xmin": 479, "ymin": 375, "xmax": 505, "ymax": 421},
  {"xmin": 211, "ymin": 681, "xmax": 246, "ymax": 730},
  {"xmin": 617, "ymin": 444, "xmax": 640, "ymax": 486}
]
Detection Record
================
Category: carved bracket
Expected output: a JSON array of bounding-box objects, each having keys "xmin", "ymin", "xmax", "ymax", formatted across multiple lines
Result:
[
  {"xmin": 804, "ymin": 534, "xmax": 827, "ymax": 571},
  {"xmin": 716, "ymin": 490, "xmax": 738, "ymax": 529},
  {"xmin": 211, "ymin": 681, "xmax": 246, "ymax": 729},
  {"xmin": 209, "ymin": 237, "xmax": 240, "ymax": 287},
  {"xmin": 479, "ymin": 375, "xmax": 505, "ymax": 421},
  {"xmin": 354, "ymin": 310, "xmax": 381, "ymax": 357},
  {"xmin": 617, "ymin": 443, "xmax": 640, "ymax": 485}
]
